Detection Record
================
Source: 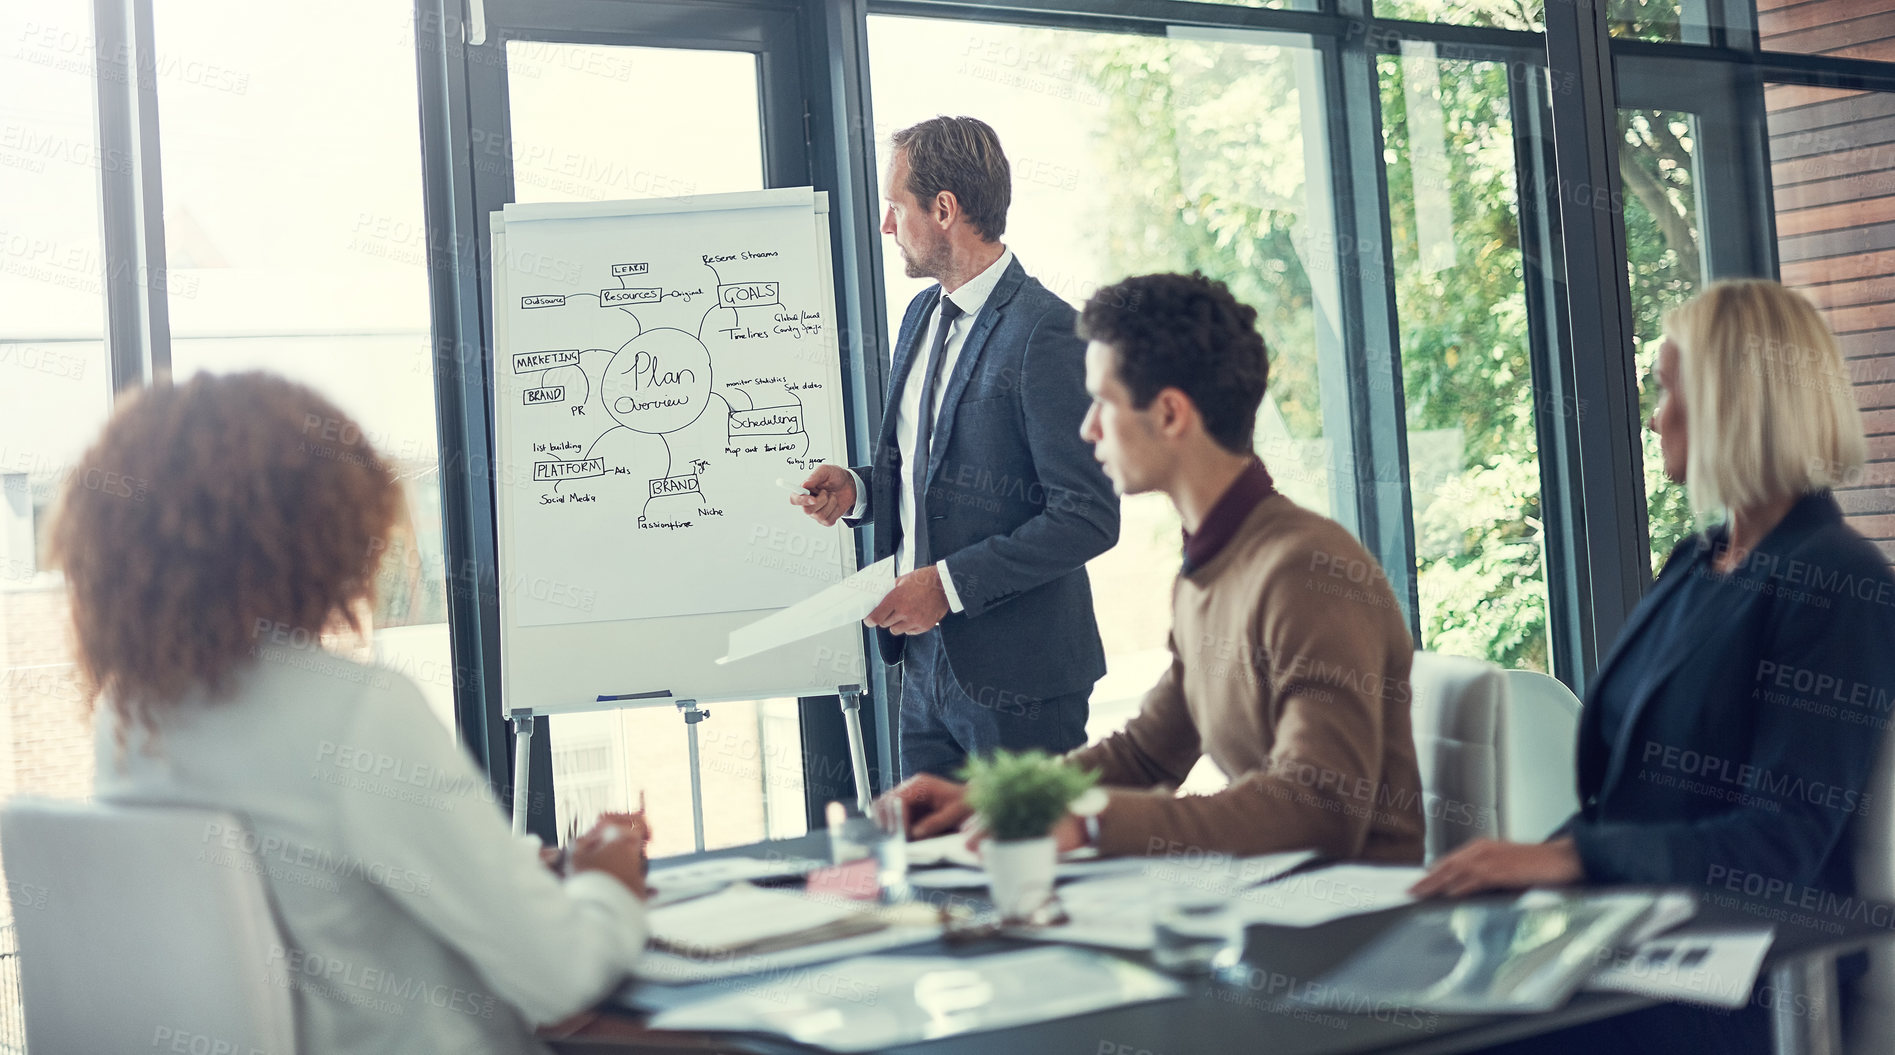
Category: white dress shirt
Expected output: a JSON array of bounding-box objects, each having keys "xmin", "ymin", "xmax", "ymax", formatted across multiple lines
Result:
[
  {"xmin": 94, "ymin": 641, "xmax": 647, "ymax": 1055},
  {"xmin": 850, "ymin": 247, "xmax": 1015, "ymax": 613}
]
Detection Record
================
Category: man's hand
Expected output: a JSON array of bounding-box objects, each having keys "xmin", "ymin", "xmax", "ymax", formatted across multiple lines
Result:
[
  {"xmin": 792, "ymin": 464, "xmax": 857, "ymax": 527},
  {"xmin": 963, "ymin": 813, "xmax": 1086, "ymax": 856},
  {"xmin": 866, "ymin": 565, "xmax": 949, "ymax": 635},
  {"xmin": 889, "ymin": 773, "xmax": 974, "ymax": 838},
  {"xmin": 1409, "ymin": 837, "xmax": 1584, "ymax": 899},
  {"xmin": 1050, "ymin": 813, "xmax": 1087, "ymax": 855}
]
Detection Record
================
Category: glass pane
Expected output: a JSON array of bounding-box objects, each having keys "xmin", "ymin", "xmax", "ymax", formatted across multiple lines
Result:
[
  {"xmin": 1380, "ymin": 48, "xmax": 1551, "ymax": 671},
  {"xmin": 1618, "ymin": 109, "xmax": 1701, "ymax": 571},
  {"xmin": 503, "ymin": 44, "xmax": 805, "ymax": 851},
  {"xmin": 0, "ymin": 0, "xmax": 116, "ymax": 833},
  {"xmin": 1374, "ymin": 0, "xmax": 1544, "ymax": 32},
  {"xmin": 1761, "ymin": 2, "xmax": 1895, "ymax": 62},
  {"xmin": 1768, "ymin": 83, "xmax": 1895, "ymax": 558},
  {"xmin": 868, "ymin": 17, "xmax": 1338, "ymax": 782},
  {"xmin": 0, "ymin": 0, "xmax": 112, "ymax": 993},
  {"xmin": 504, "ymin": 43, "xmax": 762, "ymax": 204},
  {"xmin": 152, "ymin": 0, "xmax": 459, "ymax": 730},
  {"xmin": 1609, "ymin": 0, "xmax": 1708, "ymax": 42},
  {"xmin": 551, "ymin": 699, "xmax": 806, "ymax": 860}
]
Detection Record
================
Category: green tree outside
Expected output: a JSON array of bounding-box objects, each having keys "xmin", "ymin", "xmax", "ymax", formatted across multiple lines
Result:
[{"xmin": 1061, "ymin": 39, "xmax": 1699, "ymax": 670}]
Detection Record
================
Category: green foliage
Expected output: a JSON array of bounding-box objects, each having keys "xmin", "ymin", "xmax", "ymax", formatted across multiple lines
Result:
[
  {"xmin": 1620, "ymin": 110, "xmax": 1700, "ymax": 568},
  {"xmin": 1414, "ymin": 455, "xmax": 1548, "ymax": 670},
  {"xmin": 1372, "ymin": 0, "xmax": 1542, "ymax": 31},
  {"xmin": 961, "ymin": 750, "xmax": 1098, "ymax": 843},
  {"xmin": 1378, "ymin": 56, "xmax": 1550, "ymax": 671},
  {"xmin": 1077, "ymin": 37, "xmax": 1324, "ymax": 441},
  {"xmin": 1062, "ymin": 40, "xmax": 1699, "ymax": 671}
]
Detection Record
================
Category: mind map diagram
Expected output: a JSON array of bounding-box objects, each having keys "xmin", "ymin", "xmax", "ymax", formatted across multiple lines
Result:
[{"xmin": 509, "ymin": 250, "xmax": 832, "ymax": 528}]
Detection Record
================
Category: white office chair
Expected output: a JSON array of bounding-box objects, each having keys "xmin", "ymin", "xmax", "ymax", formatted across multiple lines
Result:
[
  {"xmin": 1848, "ymin": 732, "xmax": 1895, "ymax": 1054},
  {"xmin": 1408, "ymin": 651, "xmax": 1506, "ymax": 862},
  {"xmin": 1, "ymin": 798, "xmax": 298, "ymax": 1054},
  {"xmin": 1498, "ymin": 669, "xmax": 1584, "ymax": 843}
]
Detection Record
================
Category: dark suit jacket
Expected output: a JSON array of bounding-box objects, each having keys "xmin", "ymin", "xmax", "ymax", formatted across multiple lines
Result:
[
  {"xmin": 850, "ymin": 256, "xmax": 1119, "ymax": 703},
  {"xmin": 1566, "ymin": 491, "xmax": 1895, "ymax": 903}
]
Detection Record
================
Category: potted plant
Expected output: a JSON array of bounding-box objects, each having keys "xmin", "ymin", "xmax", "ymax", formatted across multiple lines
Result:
[{"xmin": 962, "ymin": 750, "xmax": 1099, "ymax": 921}]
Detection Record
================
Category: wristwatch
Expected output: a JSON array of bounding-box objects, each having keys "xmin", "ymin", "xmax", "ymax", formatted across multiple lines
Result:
[{"xmin": 1071, "ymin": 787, "xmax": 1108, "ymax": 848}]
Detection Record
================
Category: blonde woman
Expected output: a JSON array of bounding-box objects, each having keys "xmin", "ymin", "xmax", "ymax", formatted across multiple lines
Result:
[
  {"xmin": 1416, "ymin": 280, "xmax": 1895, "ymax": 1054},
  {"xmin": 57, "ymin": 373, "xmax": 648, "ymax": 1055}
]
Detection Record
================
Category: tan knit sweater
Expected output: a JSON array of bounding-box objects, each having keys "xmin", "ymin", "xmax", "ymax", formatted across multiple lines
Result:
[{"xmin": 1068, "ymin": 493, "xmax": 1425, "ymax": 863}]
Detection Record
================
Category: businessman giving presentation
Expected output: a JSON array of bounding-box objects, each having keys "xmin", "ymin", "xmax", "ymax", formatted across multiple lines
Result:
[{"xmin": 794, "ymin": 116, "xmax": 1118, "ymax": 780}]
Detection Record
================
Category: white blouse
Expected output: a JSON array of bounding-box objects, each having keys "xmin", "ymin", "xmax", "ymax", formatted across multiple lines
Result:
[{"xmin": 94, "ymin": 640, "xmax": 647, "ymax": 1055}]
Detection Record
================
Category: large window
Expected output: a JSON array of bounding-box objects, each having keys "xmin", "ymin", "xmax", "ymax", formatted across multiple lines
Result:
[
  {"xmin": 1381, "ymin": 48, "xmax": 1553, "ymax": 671},
  {"xmin": 24, "ymin": 0, "xmax": 1895, "ymax": 869},
  {"xmin": 500, "ymin": 40, "xmax": 808, "ymax": 855},
  {"xmin": 1618, "ymin": 108, "xmax": 1702, "ymax": 572},
  {"xmin": 868, "ymin": 16, "xmax": 1339, "ymax": 762},
  {"xmin": 0, "ymin": 0, "xmax": 117, "ymax": 881},
  {"xmin": 151, "ymin": 0, "xmax": 458, "ymax": 729},
  {"xmin": 1375, "ymin": 0, "xmax": 1544, "ymax": 31}
]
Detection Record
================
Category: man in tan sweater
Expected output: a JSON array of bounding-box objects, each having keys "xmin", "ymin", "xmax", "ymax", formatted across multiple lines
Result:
[{"xmin": 894, "ymin": 272, "xmax": 1424, "ymax": 864}]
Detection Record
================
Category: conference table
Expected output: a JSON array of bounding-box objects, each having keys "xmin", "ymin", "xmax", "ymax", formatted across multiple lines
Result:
[{"xmin": 582, "ymin": 834, "xmax": 1890, "ymax": 1055}]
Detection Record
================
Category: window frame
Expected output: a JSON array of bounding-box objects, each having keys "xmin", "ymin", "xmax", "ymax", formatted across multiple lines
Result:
[{"xmin": 70, "ymin": 0, "xmax": 1895, "ymax": 803}]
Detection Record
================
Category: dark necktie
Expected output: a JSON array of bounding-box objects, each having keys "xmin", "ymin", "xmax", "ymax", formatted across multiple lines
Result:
[{"xmin": 910, "ymin": 295, "xmax": 964, "ymax": 568}]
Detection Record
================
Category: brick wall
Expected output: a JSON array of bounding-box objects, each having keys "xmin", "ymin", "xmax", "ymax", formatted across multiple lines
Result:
[
  {"xmin": 0, "ymin": 583, "xmax": 94, "ymax": 931},
  {"xmin": 1759, "ymin": 0, "xmax": 1895, "ymax": 62},
  {"xmin": 1763, "ymin": 3, "xmax": 1895, "ymax": 557},
  {"xmin": 0, "ymin": 585, "xmax": 93, "ymax": 804}
]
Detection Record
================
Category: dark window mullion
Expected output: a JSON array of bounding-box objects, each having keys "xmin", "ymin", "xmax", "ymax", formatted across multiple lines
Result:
[
  {"xmin": 1545, "ymin": 0, "xmax": 1650, "ymax": 682},
  {"xmin": 412, "ymin": 0, "xmax": 513, "ymax": 796},
  {"xmin": 92, "ymin": 0, "xmax": 172, "ymax": 392},
  {"xmin": 1510, "ymin": 66, "xmax": 1594, "ymax": 689},
  {"xmin": 1326, "ymin": 8, "xmax": 1421, "ymax": 639}
]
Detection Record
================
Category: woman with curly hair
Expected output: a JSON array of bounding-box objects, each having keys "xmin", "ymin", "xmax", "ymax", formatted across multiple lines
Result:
[{"xmin": 55, "ymin": 372, "xmax": 648, "ymax": 1054}]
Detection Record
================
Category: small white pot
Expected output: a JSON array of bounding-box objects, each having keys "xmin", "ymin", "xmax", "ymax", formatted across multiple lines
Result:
[{"xmin": 982, "ymin": 836, "xmax": 1057, "ymax": 921}]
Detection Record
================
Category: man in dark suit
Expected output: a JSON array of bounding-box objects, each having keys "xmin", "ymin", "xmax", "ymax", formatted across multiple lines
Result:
[{"xmin": 795, "ymin": 116, "xmax": 1118, "ymax": 780}]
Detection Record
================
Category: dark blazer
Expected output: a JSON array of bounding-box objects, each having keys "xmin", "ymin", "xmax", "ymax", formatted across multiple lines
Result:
[
  {"xmin": 850, "ymin": 256, "xmax": 1119, "ymax": 703},
  {"xmin": 1567, "ymin": 491, "xmax": 1895, "ymax": 902}
]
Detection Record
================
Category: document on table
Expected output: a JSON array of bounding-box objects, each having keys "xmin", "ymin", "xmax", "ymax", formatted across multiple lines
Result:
[
  {"xmin": 1011, "ymin": 851, "xmax": 1318, "ymax": 951},
  {"xmin": 906, "ymin": 832, "xmax": 981, "ymax": 868},
  {"xmin": 646, "ymin": 883, "xmax": 884, "ymax": 957},
  {"xmin": 720, "ymin": 556, "xmax": 896, "ymax": 664},
  {"xmin": 650, "ymin": 855, "xmax": 824, "ymax": 887},
  {"xmin": 1233, "ymin": 863, "xmax": 1425, "ymax": 927},
  {"xmin": 1586, "ymin": 926, "xmax": 1776, "ymax": 1009},
  {"xmin": 1292, "ymin": 891, "xmax": 1656, "ymax": 1015},
  {"xmin": 629, "ymin": 920, "xmax": 945, "ymax": 987},
  {"xmin": 646, "ymin": 855, "xmax": 826, "ymax": 906},
  {"xmin": 649, "ymin": 947, "xmax": 1185, "ymax": 1052}
]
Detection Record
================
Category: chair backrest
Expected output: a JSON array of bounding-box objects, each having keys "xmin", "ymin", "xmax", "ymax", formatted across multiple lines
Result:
[
  {"xmin": 1847, "ymin": 731, "xmax": 1895, "ymax": 1054},
  {"xmin": 1498, "ymin": 669, "xmax": 1584, "ymax": 843},
  {"xmin": 1408, "ymin": 651, "xmax": 1506, "ymax": 862},
  {"xmin": 1, "ymin": 798, "xmax": 297, "ymax": 1055}
]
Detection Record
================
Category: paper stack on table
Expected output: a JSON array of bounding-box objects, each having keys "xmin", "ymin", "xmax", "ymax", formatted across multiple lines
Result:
[
  {"xmin": 647, "ymin": 854, "xmax": 825, "ymax": 906},
  {"xmin": 1232, "ymin": 863, "xmax": 1425, "ymax": 927},
  {"xmin": 906, "ymin": 832, "xmax": 981, "ymax": 868},
  {"xmin": 647, "ymin": 883, "xmax": 886, "ymax": 958},
  {"xmin": 1586, "ymin": 925, "xmax": 1776, "ymax": 1008},
  {"xmin": 1290, "ymin": 890, "xmax": 1657, "ymax": 1015},
  {"xmin": 649, "ymin": 946, "xmax": 1185, "ymax": 1052},
  {"xmin": 1013, "ymin": 850, "xmax": 1318, "ymax": 951}
]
